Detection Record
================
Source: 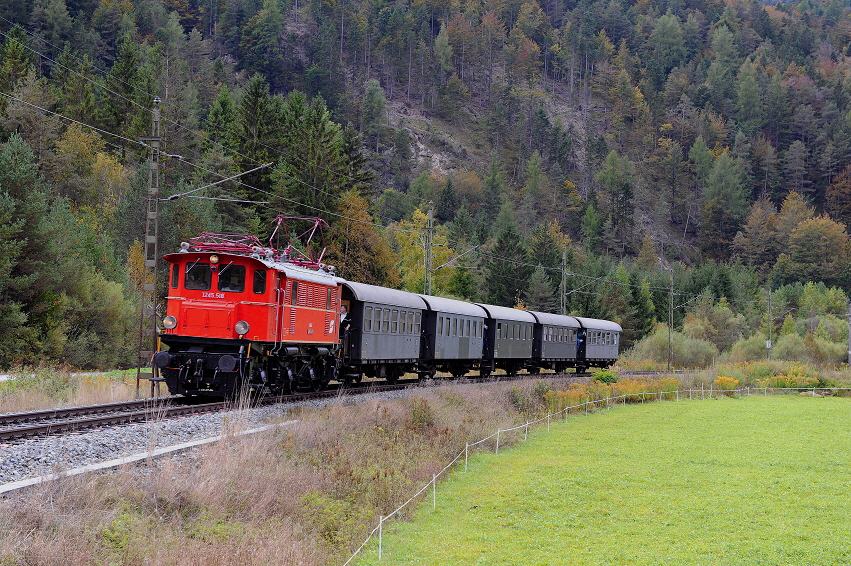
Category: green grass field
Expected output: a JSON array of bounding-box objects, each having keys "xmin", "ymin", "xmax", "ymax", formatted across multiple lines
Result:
[{"xmin": 356, "ymin": 395, "xmax": 851, "ymax": 564}]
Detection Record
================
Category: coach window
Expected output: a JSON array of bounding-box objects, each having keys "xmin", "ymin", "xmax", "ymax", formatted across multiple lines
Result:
[
  {"xmin": 171, "ymin": 264, "xmax": 179, "ymax": 288},
  {"xmin": 364, "ymin": 307, "xmax": 373, "ymax": 331},
  {"xmin": 407, "ymin": 312, "xmax": 414, "ymax": 334},
  {"xmin": 391, "ymin": 310, "xmax": 399, "ymax": 333},
  {"xmin": 382, "ymin": 309, "xmax": 390, "ymax": 332},
  {"xmin": 414, "ymin": 312, "xmax": 421, "ymax": 334},
  {"xmin": 253, "ymin": 270, "xmax": 267, "ymax": 294},
  {"xmin": 185, "ymin": 263, "xmax": 212, "ymax": 290},
  {"xmin": 400, "ymin": 310, "xmax": 407, "ymax": 333},
  {"xmin": 497, "ymin": 322, "xmax": 502, "ymax": 339}
]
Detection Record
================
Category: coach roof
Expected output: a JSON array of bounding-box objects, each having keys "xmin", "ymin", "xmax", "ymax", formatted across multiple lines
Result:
[
  {"xmin": 418, "ymin": 294, "xmax": 488, "ymax": 317},
  {"xmin": 342, "ymin": 281, "xmax": 427, "ymax": 310},
  {"xmin": 475, "ymin": 303, "xmax": 538, "ymax": 323},
  {"xmin": 574, "ymin": 317, "xmax": 623, "ymax": 332},
  {"xmin": 528, "ymin": 311, "xmax": 582, "ymax": 327}
]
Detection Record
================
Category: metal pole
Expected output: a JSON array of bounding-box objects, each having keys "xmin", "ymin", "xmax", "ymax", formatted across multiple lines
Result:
[
  {"xmin": 136, "ymin": 96, "xmax": 162, "ymax": 398},
  {"xmin": 561, "ymin": 248, "xmax": 567, "ymax": 315},
  {"xmin": 668, "ymin": 267, "xmax": 674, "ymax": 371},
  {"xmin": 423, "ymin": 201, "xmax": 434, "ymax": 295},
  {"xmin": 767, "ymin": 287, "xmax": 772, "ymax": 360}
]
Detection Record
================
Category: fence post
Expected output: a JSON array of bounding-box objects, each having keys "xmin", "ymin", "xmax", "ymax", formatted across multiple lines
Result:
[
  {"xmin": 676, "ymin": 389, "xmax": 679, "ymax": 402},
  {"xmin": 547, "ymin": 414, "xmax": 550, "ymax": 431},
  {"xmin": 465, "ymin": 443, "xmax": 469, "ymax": 472},
  {"xmin": 433, "ymin": 474, "xmax": 437, "ymax": 510},
  {"xmin": 524, "ymin": 423, "xmax": 528, "ymax": 441},
  {"xmin": 496, "ymin": 429, "xmax": 501, "ymax": 454},
  {"xmin": 585, "ymin": 401, "xmax": 588, "ymax": 416},
  {"xmin": 642, "ymin": 392, "xmax": 645, "ymax": 403},
  {"xmin": 379, "ymin": 516, "xmax": 383, "ymax": 561}
]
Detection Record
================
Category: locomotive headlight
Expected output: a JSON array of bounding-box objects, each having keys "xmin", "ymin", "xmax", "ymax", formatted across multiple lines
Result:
[
  {"xmin": 235, "ymin": 320, "xmax": 250, "ymax": 335},
  {"xmin": 163, "ymin": 316, "xmax": 177, "ymax": 329},
  {"xmin": 210, "ymin": 254, "xmax": 219, "ymax": 264}
]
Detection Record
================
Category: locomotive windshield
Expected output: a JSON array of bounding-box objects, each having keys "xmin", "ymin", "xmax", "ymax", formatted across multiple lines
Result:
[
  {"xmin": 218, "ymin": 264, "xmax": 246, "ymax": 292},
  {"xmin": 185, "ymin": 263, "xmax": 212, "ymax": 290}
]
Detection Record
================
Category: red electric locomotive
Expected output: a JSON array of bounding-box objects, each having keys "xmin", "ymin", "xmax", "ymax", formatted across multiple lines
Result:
[{"xmin": 154, "ymin": 230, "xmax": 342, "ymax": 396}]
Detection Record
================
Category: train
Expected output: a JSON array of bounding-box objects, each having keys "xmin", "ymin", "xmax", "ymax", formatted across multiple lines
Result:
[{"xmin": 153, "ymin": 232, "xmax": 622, "ymax": 397}]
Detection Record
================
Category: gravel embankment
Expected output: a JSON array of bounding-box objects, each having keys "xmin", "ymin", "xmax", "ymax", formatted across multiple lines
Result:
[{"xmin": 0, "ymin": 389, "xmax": 413, "ymax": 487}]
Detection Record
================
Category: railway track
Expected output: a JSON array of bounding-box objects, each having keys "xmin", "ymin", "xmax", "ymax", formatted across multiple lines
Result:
[{"xmin": 0, "ymin": 369, "xmax": 617, "ymax": 443}]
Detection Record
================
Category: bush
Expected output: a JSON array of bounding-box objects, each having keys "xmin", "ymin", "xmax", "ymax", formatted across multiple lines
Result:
[
  {"xmin": 627, "ymin": 324, "xmax": 718, "ymax": 368},
  {"xmin": 729, "ymin": 334, "xmax": 768, "ymax": 362},
  {"xmin": 592, "ymin": 368, "xmax": 619, "ymax": 384}
]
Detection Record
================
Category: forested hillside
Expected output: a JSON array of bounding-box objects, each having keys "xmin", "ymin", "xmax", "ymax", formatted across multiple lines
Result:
[{"xmin": 2, "ymin": 0, "xmax": 851, "ymax": 369}]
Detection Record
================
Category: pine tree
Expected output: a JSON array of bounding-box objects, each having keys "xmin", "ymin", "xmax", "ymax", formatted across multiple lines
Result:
[
  {"xmin": 484, "ymin": 224, "xmax": 531, "ymax": 307},
  {"xmin": 523, "ymin": 267, "xmax": 557, "ymax": 312}
]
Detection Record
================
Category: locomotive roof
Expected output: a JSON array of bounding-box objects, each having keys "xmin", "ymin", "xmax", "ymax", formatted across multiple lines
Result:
[
  {"xmin": 573, "ymin": 317, "xmax": 623, "ymax": 332},
  {"xmin": 163, "ymin": 251, "xmax": 341, "ymax": 286},
  {"xmin": 257, "ymin": 257, "xmax": 341, "ymax": 285},
  {"xmin": 528, "ymin": 311, "xmax": 582, "ymax": 327},
  {"xmin": 418, "ymin": 294, "xmax": 487, "ymax": 317},
  {"xmin": 474, "ymin": 303, "xmax": 538, "ymax": 323},
  {"xmin": 342, "ymin": 281, "xmax": 427, "ymax": 309}
]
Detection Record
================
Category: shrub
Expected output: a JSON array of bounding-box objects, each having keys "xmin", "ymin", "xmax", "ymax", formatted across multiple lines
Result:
[
  {"xmin": 713, "ymin": 376, "xmax": 739, "ymax": 390},
  {"xmin": 772, "ymin": 334, "xmax": 807, "ymax": 361},
  {"xmin": 729, "ymin": 334, "xmax": 768, "ymax": 362},
  {"xmin": 627, "ymin": 324, "xmax": 718, "ymax": 368},
  {"xmin": 592, "ymin": 368, "xmax": 619, "ymax": 384}
]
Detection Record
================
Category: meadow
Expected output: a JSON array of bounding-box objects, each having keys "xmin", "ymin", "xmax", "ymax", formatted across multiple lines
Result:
[{"xmin": 356, "ymin": 395, "xmax": 851, "ymax": 564}]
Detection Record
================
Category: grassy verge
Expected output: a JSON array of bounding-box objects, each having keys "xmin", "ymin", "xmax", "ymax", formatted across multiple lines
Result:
[{"xmin": 356, "ymin": 395, "xmax": 851, "ymax": 564}]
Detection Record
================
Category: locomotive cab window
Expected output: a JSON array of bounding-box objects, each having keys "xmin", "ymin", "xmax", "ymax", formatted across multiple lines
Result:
[
  {"xmin": 218, "ymin": 264, "xmax": 246, "ymax": 292},
  {"xmin": 291, "ymin": 281, "xmax": 299, "ymax": 305},
  {"xmin": 171, "ymin": 264, "xmax": 179, "ymax": 288},
  {"xmin": 185, "ymin": 263, "xmax": 212, "ymax": 290},
  {"xmin": 253, "ymin": 270, "xmax": 267, "ymax": 294}
]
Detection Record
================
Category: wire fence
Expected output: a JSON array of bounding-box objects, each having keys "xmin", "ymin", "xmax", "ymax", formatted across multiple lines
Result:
[{"xmin": 343, "ymin": 384, "xmax": 851, "ymax": 564}]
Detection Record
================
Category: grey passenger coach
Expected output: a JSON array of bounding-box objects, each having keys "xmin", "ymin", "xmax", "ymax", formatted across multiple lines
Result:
[
  {"xmin": 529, "ymin": 311, "xmax": 581, "ymax": 373},
  {"xmin": 418, "ymin": 294, "xmax": 487, "ymax": 378},
  {"xmin": 477, "ymin": 303, "xmax": 537, "ymax": 376},
  {"xmin": 340, "ymin": 281, "xmax": 426, "ymax": 383},
  {"xmin": 575, "ymin": 317, "xmax": 622, "ymax": 371}
]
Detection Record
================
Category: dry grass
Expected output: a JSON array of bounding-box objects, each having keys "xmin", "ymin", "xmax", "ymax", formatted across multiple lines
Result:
[
  {"xmin": 0, "ymin": 368, "xmax": 140, "ymax": 414},
  {"xmin": 0, "ymin": 379, "xmax": 561, "ymax": 565}
]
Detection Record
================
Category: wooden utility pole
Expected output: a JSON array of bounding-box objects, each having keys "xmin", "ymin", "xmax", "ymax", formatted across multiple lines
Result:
[{"xmin": 136, "ymin": 96, "xmax": 162, "ymax": 398}]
